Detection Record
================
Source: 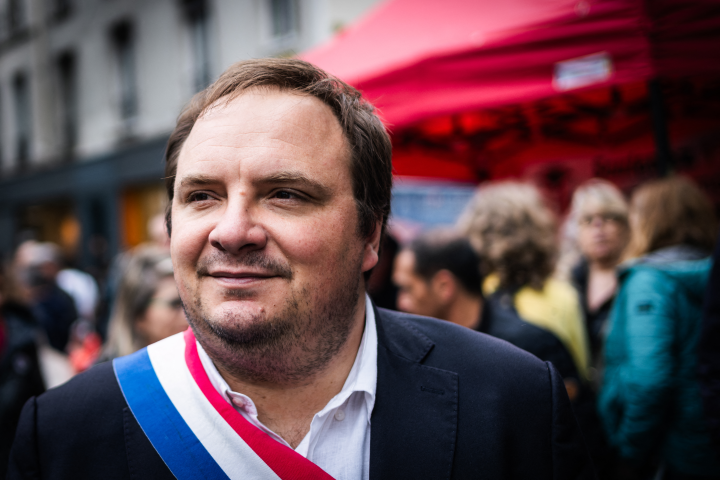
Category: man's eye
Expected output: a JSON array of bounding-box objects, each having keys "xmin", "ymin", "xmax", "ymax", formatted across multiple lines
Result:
[
  {"xmin": 188, "ymin": 192, "xmax": 212, "ymax": 202},
  {"xmin": 273, "ymin": 190, "xmax": 298, "ymax": 200}
]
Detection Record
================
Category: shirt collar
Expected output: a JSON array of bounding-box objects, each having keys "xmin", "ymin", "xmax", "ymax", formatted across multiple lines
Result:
[
  {"xmin": 197, "ymin": 294, "xmax": 378, "ymax": 421},
  {"xmin": 318, "ymin": 293, "xmax": 378, "ymax": 422}
]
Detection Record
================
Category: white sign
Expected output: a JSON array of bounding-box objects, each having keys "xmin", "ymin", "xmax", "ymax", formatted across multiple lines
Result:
[{"xmin": 553, "ymin": 52, "xmax": 613, "ymax": 91}]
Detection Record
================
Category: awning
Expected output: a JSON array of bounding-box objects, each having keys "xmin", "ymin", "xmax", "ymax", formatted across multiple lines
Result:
[
  {"xmin": 303, "ymin": 0, "xmax": 720, "ymax": 130},
  {"xmin": 302, "ymin": 0, "xmax": 720, "ymax": 208}
]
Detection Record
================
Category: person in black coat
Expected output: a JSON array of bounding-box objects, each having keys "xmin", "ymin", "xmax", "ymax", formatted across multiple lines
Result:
[
  {"xmin": 393, "ymin": 229, "xmax": 609, "ymax": 477},
  {"xmin": 393, "ymin": 229, "xmax": 579, "ymax": 383},
  {"xmin": 9, "ymin": 58, "xmax": 593, "ymax": 480},
  {"xmin": 0, "ymin": 266, "xmax": 45, "ymax": 478},
  {"xmin": 9, "ymin": 307, "xmax": 594, "ymax": 479},
  {"xmin": 13, "ymin": 242, "xmax": 77, "ymax": 353}
]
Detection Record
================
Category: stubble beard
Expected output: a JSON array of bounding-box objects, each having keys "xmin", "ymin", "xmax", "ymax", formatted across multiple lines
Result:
[{"xmin": 183, "ymin": 250, "xmax": 363, "ymax": 386}]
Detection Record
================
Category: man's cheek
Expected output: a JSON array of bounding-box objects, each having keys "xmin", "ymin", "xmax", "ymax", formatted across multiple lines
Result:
[
  {"xmin": 289, "ymin": 219, "xmax": 355, "ymax": 257},
  {"xmin": 171, "ymin": 222, "xmax": 207, "ymax": 262}
]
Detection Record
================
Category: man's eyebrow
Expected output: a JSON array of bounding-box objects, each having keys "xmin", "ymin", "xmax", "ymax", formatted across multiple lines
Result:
[
  {"xmin": 259, "ymin": 171, "xmax": 333, "ymax": 197},
  {"xmin": 178, "ymin": 174, "xmax": 219, "ymax": 189}
]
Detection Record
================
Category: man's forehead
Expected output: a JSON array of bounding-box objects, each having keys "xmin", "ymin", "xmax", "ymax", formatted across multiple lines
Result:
[
  {"xmin": 180, "ymin": 89, "xmax": 346, "ymax": 157},
  {"xmin": 173, "ymin": 88, "xmax": 354, "ymax": 200}
]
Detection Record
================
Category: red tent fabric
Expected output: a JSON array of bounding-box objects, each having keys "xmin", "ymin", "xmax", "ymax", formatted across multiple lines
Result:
[
  {"xmin": 302, "ymin": 0, "xmax": 720, "ymax": 130},
  {"xmin": 302, "ymin": 0, "xmax": 720, "ymax": 209}
]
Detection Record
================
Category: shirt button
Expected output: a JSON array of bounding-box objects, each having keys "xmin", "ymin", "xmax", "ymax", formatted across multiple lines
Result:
[
  {"xmin": 232, "ymin": 397, "xmax": 245, "ymax": 408},
  {"xmin": 334, "ymin": 409, "xmax": 345, "ymax": 421}
]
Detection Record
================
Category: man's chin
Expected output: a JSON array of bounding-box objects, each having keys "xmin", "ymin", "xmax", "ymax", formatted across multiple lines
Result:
[
  {"xmin": 185, "ymin": 297, "xmax": 299, "ymax": 349},
  {"xmin": 201, "ymin": 283, "xmax": 282, "ymax": 306}
]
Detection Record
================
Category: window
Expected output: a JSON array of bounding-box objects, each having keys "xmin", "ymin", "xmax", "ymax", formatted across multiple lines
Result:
[
  {"xmin": 50, "ymin": 0, "xmax": 72, "ymax": 21},
  {"xmin": 110, "ymin": 21, "xmax": 137, "ymax": 127},
  {"xmin": 12, "ymin": 71, "xmax": 31, "ymax": 169},
  {"xmin": 8, "ymin": 0, "xmax": 27, "ymax": 35},
  {"xmin": 181, "ymin": 0, "xmax": 211, "ymax": 92},
  {"xmin": 271, "ymin": 0, "xmax": 296, "ymax": 38},
  {"xmin": 57, "ymin": 51, "xmax": 78, "ymax": 157}
]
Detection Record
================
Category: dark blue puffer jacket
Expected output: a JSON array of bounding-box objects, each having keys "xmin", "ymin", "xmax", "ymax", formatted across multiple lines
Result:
[{"xmin": 599, "ymin": 246, "xmax": 720, "ymax": 476}]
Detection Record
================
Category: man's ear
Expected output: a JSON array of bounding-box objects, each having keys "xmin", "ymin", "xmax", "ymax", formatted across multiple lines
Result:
[
  {"xmin": 361, "ymin": 220, "xmax": 383, "ymax": 273},
  {"xmin": 165, "ymin": 204, "xmax": 172, "ymax": 237},
  {"xmin": 431, "ymin": 269, "xmax": 457, "ymax": 304}
]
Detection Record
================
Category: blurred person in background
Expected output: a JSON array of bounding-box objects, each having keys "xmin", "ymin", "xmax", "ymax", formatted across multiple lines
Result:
[
  {"xmin": 366, "ymin": 233, "xmax": 400, "ymax": 310},
  {"xmin": 13, "ymin": 242, "xmax": 77, "ymax": 353},
  {"xmin": 53, "ymin": 248, "xmax": 101, "ymax": 374},
  {"xmin": 565, "ymin": 179, "xmax": 630, "ymax": 377},
  {"xmin": 0, "ymin": 263, "xmax": 45, "ymax": 477},
  {"xmin": 393, "ymin": 229, "xmax": 579, "ymax": 382},
  {"xmin": 599, "ymin": 176, "xmax": 720, "ymax": 479},
  {"xmin": 457, "ymin": 181, "xmax": 591, "ymax": 381},
  {"xmin": 393, "ymin": 229, "xmax": 483, "ymax": 328},
  {"xmin": 147, "ymin": 212, "xmax": 172, "ymax": 252},
  {"xmin": 96, "ymin": 213, "xmax": 171, "ymax": 342},
  {"xmin": 457, "ymin": 181, "xmax": 610, "ymax": 474},
  {"xmin": 98, "ymin": 246, "xmax": 187, "ymax": 362},
  {"xmin": 56, "ymin": 267, "xmax": 99, "ymax": 324}
]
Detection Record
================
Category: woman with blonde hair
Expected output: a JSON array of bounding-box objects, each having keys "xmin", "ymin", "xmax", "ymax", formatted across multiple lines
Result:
[
  {"xmin": 565, "ymin": 179, "xmax": 630, "ymax": 369},
  {"xmin": 599, "ymin": 176, "xmax": 719, "ymax": 479},
  {"xmin": 458, "ymin": 181, "xmax": 591, "ymax": 381},
  {"xmin": 459, "ymin": 181, "xmax": 608, "ymax": 474},
  {"xmin": 100, "ymin": 247, "xmax": 187, "ymax": 361}
]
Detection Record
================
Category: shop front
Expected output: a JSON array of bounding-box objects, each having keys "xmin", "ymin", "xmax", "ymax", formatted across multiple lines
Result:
[{"xmin": 0, "ymin": 136, "xmax": 168, "ymax": 272}]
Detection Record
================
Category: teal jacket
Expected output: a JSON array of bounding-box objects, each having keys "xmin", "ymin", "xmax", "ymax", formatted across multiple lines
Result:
[{"xmin": 599, "ymin": 246, "xmax": 720, "ymax": 475}]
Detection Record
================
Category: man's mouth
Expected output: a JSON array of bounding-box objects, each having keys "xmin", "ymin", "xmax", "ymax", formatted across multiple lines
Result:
[
  {"xmin": 196, "ymin": 252, "xmax": 294, "ymax": 282},
  {"xmin": 205, "ymin": 270, "xmax": 280, "ymax": 287}
]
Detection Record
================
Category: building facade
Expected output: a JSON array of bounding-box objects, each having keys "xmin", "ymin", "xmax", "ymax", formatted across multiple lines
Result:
[{"xmin": 0, "ymin": 0, "xmax": 381, "ymax": 270}]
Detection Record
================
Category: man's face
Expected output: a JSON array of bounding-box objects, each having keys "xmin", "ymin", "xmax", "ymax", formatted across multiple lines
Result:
[
  {"xmin": 393, "ymin": 250, "xmax": 444, "ymax": 319},
  {"xmin": 170, "ymin": 88, "xmax": 380, "ymax": 382}
]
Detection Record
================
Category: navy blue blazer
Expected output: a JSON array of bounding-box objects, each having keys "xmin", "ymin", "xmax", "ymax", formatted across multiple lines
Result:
[{"xmin": 8, "ymin": 307, "xmax": 595, "ymax": 479}]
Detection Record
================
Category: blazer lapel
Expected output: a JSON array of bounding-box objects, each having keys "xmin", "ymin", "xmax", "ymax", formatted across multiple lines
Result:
[{"xmin": 370, "ymin": 308, "xmax": 459, "ymax": 480}]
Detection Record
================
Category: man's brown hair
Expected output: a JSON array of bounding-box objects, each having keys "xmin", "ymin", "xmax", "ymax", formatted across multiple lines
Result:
[
  {"xmin": 625, "ymin": 176, "xmax": 718, "ymax": 259},
  {"xmin": 164, "ymin": 58, "xmax": 393, "ymax": 239}
]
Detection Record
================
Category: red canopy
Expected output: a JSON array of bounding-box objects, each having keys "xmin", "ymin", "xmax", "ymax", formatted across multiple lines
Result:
[
  {"xmin": 302, "ymin": 0, "xmax": 720, "ymax": 130},
  {"xmin": 302, "ymin": 0, "xmax": 720, "ymax": 208}
]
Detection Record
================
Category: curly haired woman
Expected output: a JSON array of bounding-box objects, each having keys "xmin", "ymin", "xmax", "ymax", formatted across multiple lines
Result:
[{"xmin": 458, "ymin": 181, "xmax": 591, "ymax": 381}]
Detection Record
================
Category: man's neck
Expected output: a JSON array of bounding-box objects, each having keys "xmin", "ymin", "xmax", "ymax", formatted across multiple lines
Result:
[
  {"xmin": 210, "ymin": 298, "xmax": 367, "ymax": 449},
  {"xmin": 445, "ymin": 292, "xmax": 483, "ymax": 330}
]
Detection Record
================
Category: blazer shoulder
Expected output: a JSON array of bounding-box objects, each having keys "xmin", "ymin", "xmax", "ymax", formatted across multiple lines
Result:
[
  {"xmin": 37, "ymin": 360, "xmax": 124, "ymax": 411},
  {"xmin": 9, "ymin": 358, "xmax": 177, "ymax": 480},
  {"xmin": 372, "ymin": 308, "xmax": 595, "ymax": 479},
  {"xmin": 28, "ymin": 360, "xmax": 128, "ymax": 450},
  {"xmin": 375, "ymin": 307, "xmax": 550, "ymax": 385}
]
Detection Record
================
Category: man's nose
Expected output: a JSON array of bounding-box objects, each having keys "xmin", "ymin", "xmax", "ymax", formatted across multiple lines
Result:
[{"xmin": 208, "ymin": 198, "xmax": 267, "ymax": 254}]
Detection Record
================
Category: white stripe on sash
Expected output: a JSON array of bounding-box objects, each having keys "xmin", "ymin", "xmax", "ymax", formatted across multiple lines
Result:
[{"xmin": 147, "ymin": 333, "xmax": 282, "ymax": 480}]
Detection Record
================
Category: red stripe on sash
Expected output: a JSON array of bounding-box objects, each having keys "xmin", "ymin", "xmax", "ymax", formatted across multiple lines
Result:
[{"xmin": 183, "ymin": 328, "xmax": 336, "ymax": 480}]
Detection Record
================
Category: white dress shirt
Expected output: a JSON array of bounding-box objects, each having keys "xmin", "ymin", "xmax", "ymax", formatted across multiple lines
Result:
[{"xmin": 197, "ymin": 294, "xmax": 378, "ymax": 480}]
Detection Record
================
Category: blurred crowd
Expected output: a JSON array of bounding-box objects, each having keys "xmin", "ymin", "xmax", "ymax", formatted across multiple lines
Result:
[
  {"xmin": 378, "ymin": 175, "xmax": 720, "ymax": 480},
  {"xmin": 0, "ymin": 214, "xmax": 188, "ymax": 475},
  {"xmin": 2, "ymin": 175, "xmax": 719, "ymax": 479}
]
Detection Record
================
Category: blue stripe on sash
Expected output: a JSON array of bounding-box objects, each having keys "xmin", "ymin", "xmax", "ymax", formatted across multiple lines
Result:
[{"xmin": 114, "ymin": 348, "xmax": 230, "ymax": 480}]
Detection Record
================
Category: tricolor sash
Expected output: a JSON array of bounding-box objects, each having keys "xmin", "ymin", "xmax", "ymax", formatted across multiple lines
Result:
[{"xmin": 113, "ymin": 329, "xmax": 335, "ymax": 480}]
